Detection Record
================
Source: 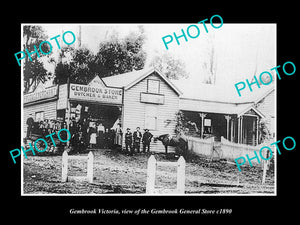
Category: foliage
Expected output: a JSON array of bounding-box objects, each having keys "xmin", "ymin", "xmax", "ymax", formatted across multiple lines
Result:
[
  {"xmin": 258, "ymin": 118, "xmax": 271, "ymax": 144},
  {"xmin": 174, "ymin": 111, "xmax": 189, "ymax": 134},
  {"xmin": 53, "ymin": 26, "xmax": 147, "ymax": 85},
  {"xmin": 149, "ymin": 52, "xmax": 188, "ymax": 80},
  {"xmin": 201, "ymin": 34, "xmax": 217, "ymax": 84},
  {"xmin": 53, "ymin": 46, "xmax": 98, "ymax": 84},
  {"xmin": 23, "ymin": 25, "xmax": 52, "ymax": 93},
  {"xmin": 95, "ymin": 26, "xmax": 146, "ymax": 77}
]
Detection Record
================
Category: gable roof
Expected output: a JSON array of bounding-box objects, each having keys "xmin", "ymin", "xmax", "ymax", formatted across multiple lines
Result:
[
  {"xmin": 88, "ymin": 75, "xmax": 107, "ymax": 88},
  {"xmin": 237, "ymin": 104, "xmax": 265, "ymax": 118},
  {"xmin": 102, "ymin": 67, "xmax": 182, "ymax": 96}
]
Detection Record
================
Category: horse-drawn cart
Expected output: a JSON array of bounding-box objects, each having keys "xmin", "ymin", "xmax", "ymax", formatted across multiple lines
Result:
[{"xmin": 24, "ymin": 132, "xmax": 65, "ymax": 155}]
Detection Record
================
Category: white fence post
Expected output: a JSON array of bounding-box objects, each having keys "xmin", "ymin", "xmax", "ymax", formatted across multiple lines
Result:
[
  {"xmin": 61, "ymin": 151, "xmax": 68, "ymax": 182},
  {"xmin": 176, "ymin": 156, "xmax": 185, "ymax": 194},
  {"xmin": 61, "ymin": 151, "xmax": 94, "ymax": 183},
  {"xmin": 87, "ymin": 151, "xmax": 94, "ymax": 183},
  {"xmin": 146, "ymin": 155, "xmax": 156, "ymax": 194},
  {"xmin": 146, "ymin": 155, "xmax": 186, "ymax": 194}
]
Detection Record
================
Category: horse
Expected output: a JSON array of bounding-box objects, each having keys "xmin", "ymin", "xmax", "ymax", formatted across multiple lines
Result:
[{"xmin": 154, "ymin": 133, "xmax": 188, "ymax": 157}]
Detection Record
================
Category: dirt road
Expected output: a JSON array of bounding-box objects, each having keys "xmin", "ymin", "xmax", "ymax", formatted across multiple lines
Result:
[{"xmin": 23, "ymin": 149, "xmax": 275, "ymax": 195}]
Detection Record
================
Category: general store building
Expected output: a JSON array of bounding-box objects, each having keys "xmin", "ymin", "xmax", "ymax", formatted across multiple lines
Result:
[
  {"xmin": 23, "ymin": 68, "xmax": 181, "ymax": 152},
  {"xmin": 23, "ymin": 67, "xmax": 275, "ymax": 152}
]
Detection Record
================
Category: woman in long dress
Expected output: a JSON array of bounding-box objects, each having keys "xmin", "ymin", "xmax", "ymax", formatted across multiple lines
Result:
[
  {"xmin": 89, "ymin": 123, "xmax": 97, "ymax": 148},
  {"xmin": 114, "ymin": 123, "xmax": 123, "ymax": 149}
]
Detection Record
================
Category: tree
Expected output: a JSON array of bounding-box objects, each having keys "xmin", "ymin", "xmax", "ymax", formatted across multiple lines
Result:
[
  {"xmin": 23, "ymin": 25, "xmax": 52, "ymax": 93},
  {"xmin": 53, "ymin": 46, "xmax": 98, "ymax": 85},
  {"xmin": 149, "ymin": 52, "xmax": 188, "ymax": 80},
  {"xmin": 202, "ymin": 33, "xmax": 217, "ymax": 84},
  {"xmin": 258, "ymin": 118, "xmax": 271, "ymax": 144},
  {"xmin": 94, "ymin": 26, "xmax": 146, "ymax": 78},
  {"xmin": 53, "ymin": 26, "xmax": 147, "ymax": 85}
]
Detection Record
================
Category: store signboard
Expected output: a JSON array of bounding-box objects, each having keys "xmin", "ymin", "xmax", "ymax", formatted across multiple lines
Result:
[
  {"xmin": 24, "ymin": 85, "xmax": 58, "ymax": 104},
  {"xmin": 57, "ymin": 84, "xmax": 68, "ymax": 109},
  {"xmin": 140, "ymin": 92, "xmax": 164, "ymax": 104},
  {"xmin": 69, "ymin": 83, "xmax": 123, "ymax": 105}
]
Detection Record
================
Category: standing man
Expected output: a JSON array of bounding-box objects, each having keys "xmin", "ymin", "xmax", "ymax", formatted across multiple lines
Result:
[
  {"xmin": 125, "ymin": 128, "xmax": 133, "ymax": 154},
  {"xmin": 142, "ymin": 129, "xmax": 153, "ymax": 153},
  {"xmin": 133, "ymin": 127, "xmax": 142, "ymax": 153},
  {"xmin": 26, "ymin": 115, "xmax": 34, "ymax": 139}
]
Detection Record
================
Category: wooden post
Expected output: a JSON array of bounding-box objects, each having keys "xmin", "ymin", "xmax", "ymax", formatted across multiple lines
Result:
[
  {"xmin": 87, "ymin": 151, "xmax": 94, "ymax": 183},
  {"xmin": 261, "ymin": 148, "xmax": 268, "ymax": 184},
  {"xmin": 241, "ymin": 116, "xmax": 243, "ymax": 144},
  {"xmin": 224, "ymin": 115, "xmax": 231, "ymax": 140},
  {"xmin": 199, "ymin": 113, "xmax": 207, "ymax": 138},
  {"xmin": 146, "ymin": 155, "xmax": 156, "ymax": 194},
  {"xmin": 67, "ymin": 100, "xmax": 71, "ymax": 148},
  {"xmin": 256, "ymin": 117, "xmax": 259, "ymax": 145},
  {"xmin": 176, "ymin": 156, "xmax": 185, "ymax": 194},
  {"xmin": 237, "ymin": 117, "xmax": 240, "ymax": 144},
  {"xmin": 61, "ymin": 151, "xmax": 68, "ymax": 182},
  {"xmin": 262, "ymin": 161, "xmax": 267, "ymax": 184}
]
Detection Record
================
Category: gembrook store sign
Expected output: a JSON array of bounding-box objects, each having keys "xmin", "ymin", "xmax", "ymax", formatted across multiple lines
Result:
[
  {"xmin": 24, "ymin": 86, "xmax": 58, "ymax": 104},
  {"xmin": 69, "ymin": 83, "xmax": 123, "ymax": 105}
]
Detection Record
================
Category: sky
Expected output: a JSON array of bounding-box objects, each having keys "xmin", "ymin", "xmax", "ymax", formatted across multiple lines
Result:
[{"xmin": 26, "ymin": 23, "xmax": 276, "ymax": 96}]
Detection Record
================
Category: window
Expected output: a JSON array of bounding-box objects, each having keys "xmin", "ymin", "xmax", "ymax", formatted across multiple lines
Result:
[
  {"xmin": 147, "ymin": 79, "xmax": 160, "ymax": 94},
  {"xmin": 145, "ymin": 105, "xmax": 158, "ymax": 130},
  {"xmin": 35, "ymin": 111, "xmax": 44, "ymax": 122},
  {"xmin": 204, "ymin": 118, "xmax": 212, "ymax": 134},
  {"xmin": 204, "ymin": 118, "xmax": 211, "ymax": 126}
]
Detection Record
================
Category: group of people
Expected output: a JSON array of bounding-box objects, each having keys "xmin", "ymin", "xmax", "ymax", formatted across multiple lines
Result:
[
  {"xmin": 124, "ymin": 126, "xmax": 153, "ymax": 155},
  {"xmin": 26, "ymin": 117, "xmax": 154, "ymax": 154},
  {"xmin": 69, "ymin": 119, "xmax": 116, "ymax": 152},
  {"xmin": 26, "ymin": 117, "xmax": 67, "ymax": 138}
]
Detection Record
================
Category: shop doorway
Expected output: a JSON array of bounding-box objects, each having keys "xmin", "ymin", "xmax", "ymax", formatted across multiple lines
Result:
[
  {"xmin": 69, "ymin": 101, "xmax": 122, "ymax": 149},
  {"xmin": 69, "ymin": 101, "xmax": 121, "ymax": 128}
]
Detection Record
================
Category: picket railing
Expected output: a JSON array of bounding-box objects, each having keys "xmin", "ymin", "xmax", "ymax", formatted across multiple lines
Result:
[
  {"xmin": 187, "ymin": 136, "xmax": 271, "ymax": 166},
  {"xmin": 187, "ymin": 136, "xmax": 215, "ymax": 156}
]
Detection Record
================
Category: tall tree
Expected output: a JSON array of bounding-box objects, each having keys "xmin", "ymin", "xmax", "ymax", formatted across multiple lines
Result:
[
  {"xmin": 54, "ymin": 46, "xmax": 98, "ymax": 85},
  {"xmin": 202, "ymin": 34, "xmax": 217, "ymax": 84},
  {"xmin": 94, "ymin": 26, "xmax": 146, "ymax": 77},
  {"xmin": 23, "ymin": 25, "xmax": 51, "ymax": 93},
  {"xmin": 53, "ymin": 26, "xmax": 147, "ymax": 85}
]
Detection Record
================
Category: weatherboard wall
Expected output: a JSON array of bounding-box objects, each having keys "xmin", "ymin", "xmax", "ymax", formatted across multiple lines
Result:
[{"xmin": 122, "ymin": 71, "xmax": 180, "ymax": 152}]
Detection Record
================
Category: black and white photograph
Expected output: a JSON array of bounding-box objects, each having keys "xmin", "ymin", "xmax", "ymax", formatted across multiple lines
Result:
[{"xmin": 20, "ymin": 23, "xmax": 276, "ymax": 196}]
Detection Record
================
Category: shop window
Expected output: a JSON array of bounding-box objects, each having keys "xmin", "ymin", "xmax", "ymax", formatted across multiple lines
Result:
[
  {"xmin": 147, "ymin": 79, "xmax": 160, "ymax": 94},
  {"xmin": 204, "ymin": 118, "xmax": 212, "ymax": 134},
  {"xmin": 145, "ymin": 105, "xmax": 158, "ymax": 130},
  {"xmin": 35, "ymin": 111, "xmax": 44, "ymax": 122}
]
